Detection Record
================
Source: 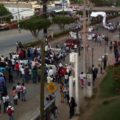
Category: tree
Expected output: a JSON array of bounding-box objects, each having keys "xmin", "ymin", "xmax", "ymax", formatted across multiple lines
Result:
[
  {"xmin": 20, "ymin": 16, "xmax": 51, "ymax": 40},
  {"xmin": 0, "ymin": 4, "xmax": 13, "ymax": 22},
  {"xmin": 52, "ymin": 15, "xmax": 75, "ymax": 30}
]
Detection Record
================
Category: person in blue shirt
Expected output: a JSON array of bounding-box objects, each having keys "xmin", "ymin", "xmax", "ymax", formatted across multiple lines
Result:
[{"xmin": 0, "ymin": 74, "xmax": 6, "ymax": 94}]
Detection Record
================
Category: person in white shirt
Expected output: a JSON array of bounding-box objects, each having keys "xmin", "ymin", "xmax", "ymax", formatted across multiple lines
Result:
[
  {"xmin": 31, "ymin": 61, "xmax": 36, "ymax": 69},
  {"xmin": 16, "ymin": 83, "xmax": 21, "ymax": 100},
  {"xmin": 48, "ymin": 68, "xmax": 54, "ymax": 77},
  {"xmin": 79, "ymin": 72, "xmax": 86, "ymax": 88},
  {"xmin": 45, "ymin": 45, "xmax": 49, "ymax": 52},
  {"xmin": 11, "ymin": 59, "xmax": 15, "ymax": 69},
  {"xmin": 74, "ymin": 44, "xmax": 77, "ymax": 51},
  {"xmin": 20, "ymin": 66, "xmax": 24, "ymax": 77},
  {"xmin": 1, "ymin": 55, "xmax": 5, "ymax": 62},
  {"xmin": 2, "ymin": 93, "xmax": 10, "ymax": 112}
]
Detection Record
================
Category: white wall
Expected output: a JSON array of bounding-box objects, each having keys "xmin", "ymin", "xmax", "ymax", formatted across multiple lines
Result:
[{"xmin": 6, "ymin": 7, "xmax": 34, "ymax": 21}]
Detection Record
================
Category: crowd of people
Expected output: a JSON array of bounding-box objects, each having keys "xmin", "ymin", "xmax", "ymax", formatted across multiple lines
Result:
[
  {"xmin": 0, "ymin": 39, "xmax": 79, "ymax": 119},
  {"xmin": 0, "ymin": 33, "xmax": 116, "ymax": 119}
]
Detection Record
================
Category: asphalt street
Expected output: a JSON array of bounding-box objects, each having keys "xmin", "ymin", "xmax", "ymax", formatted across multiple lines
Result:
[
  {"xmin": 0, "ymin": 16, "xmax": 119, "ymax": 56},
  {"xmin": 0, "ymin": 24, "xmax": 67, "ymax": 55}
]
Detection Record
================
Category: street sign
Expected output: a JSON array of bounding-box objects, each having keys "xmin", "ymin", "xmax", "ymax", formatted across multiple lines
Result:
[{"xmin": 47, "ymin": 82, "xmax": 58, "ymax": 94}]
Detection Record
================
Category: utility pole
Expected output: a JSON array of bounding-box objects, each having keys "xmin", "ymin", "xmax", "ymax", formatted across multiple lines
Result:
[
  {"xmin": 42, "ymin": 0, "xmax": 48, "ymax": 37},
  {"xmin": 82, "ymin": 0, "xmax": 88, "ymax": 97},
  {"xmin": 83, "ymin": 0, "xmax": 87, "ymax": 73},
  {"xmin": 37, "ymin": 1, "xmax": 47, "ymax": 120},
  {"xmin": 75, "ymin": 26, "xmax": 80, "ymax": 56},
  {"xmin": 40, "ymin": 41, "xmax": 45, "ymax": 120}
]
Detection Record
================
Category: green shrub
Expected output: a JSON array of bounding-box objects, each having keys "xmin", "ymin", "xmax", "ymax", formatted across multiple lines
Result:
[{"xmin": 24, "ymin": 30, "xmax": 70, "ymax": 48}]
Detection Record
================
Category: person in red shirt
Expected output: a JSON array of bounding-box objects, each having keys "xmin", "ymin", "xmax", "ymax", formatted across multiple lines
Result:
[
  {"xmin": 19, "ymin": 49, "xmax": 24, "ymax": 60},
  {"xmin": 15, "ymin": 62, "xmax": 19, "ymax": 76}
]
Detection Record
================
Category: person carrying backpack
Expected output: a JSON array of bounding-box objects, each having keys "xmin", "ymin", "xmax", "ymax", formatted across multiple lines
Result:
[{"xmin": 6, "ymin": 103, "xmax": 14, "ymax": 120}]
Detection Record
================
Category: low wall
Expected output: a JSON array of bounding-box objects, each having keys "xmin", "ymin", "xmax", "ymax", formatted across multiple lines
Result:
[{"xmin": 0, "ymin": 2, "xmax": 32, "ymax": 8}]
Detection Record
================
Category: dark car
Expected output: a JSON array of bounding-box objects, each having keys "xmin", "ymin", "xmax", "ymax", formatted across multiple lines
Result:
[{"xmin": 65, "ymin": 39, "xmax": 80, "ymax": 49}]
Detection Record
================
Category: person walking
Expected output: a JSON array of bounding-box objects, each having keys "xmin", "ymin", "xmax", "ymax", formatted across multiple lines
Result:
[
  {"xmin": 63, "ymin": 87, "xmax": 69, "ymax": 104},
  {"xmin": 21, "ymin": 83, "xmax": 27, "ymax": 101},
  {"xmin": 79, "ymin": 72, "xmax": 85, "ymax": 88},
  {"xmin": 15, "ymin": 62, "xmax": 19, "ymax": 77},
  {"xmin": 6, "ymin": 103, "xmax": 14, "ymax": 120},
  {"xmin": 31, "ymin": 66, "xmax": 38, "ymax": 83},
  {"xmin": 24, "ymin": 65, "xmax": 30, "ymax": 84},
  {"xmin": 69, "ymin": 97, "xmax": 77, "ymax": 119},
  {"xmin": 92, "ymin": 65, "xmax": 98, "ymax": 85},
  {"xmin": 103, "ymin": 55, "xmax": 107, "ymax": 70},
  {"xmin": 12, "ymin": 86, "xmax": 18, "ymax": 105},
  {"xmin": 109, "ymin": 41, "xmax": 113, "ymax": 53},
  {"xmin": 2, "ymin": 93, "xmax": 10, "ymax": 113},
  {"xmin": 16, "ymin": 83, "xmax": 21, "ymax": 100}
]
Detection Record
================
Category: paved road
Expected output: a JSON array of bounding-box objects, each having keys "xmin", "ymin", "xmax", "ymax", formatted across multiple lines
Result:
[
  {"xmin": 0, "ymin": 16, "xmax": 119, "ymax": 56},
  {"xmin": 0, "ymin": 24, "xmax": 67, "ymax": 55}
]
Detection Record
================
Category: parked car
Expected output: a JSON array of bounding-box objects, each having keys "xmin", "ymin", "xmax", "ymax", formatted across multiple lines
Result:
[
  {"xmin": 0, "ymin": 22, "xmax": 18, "ymax": 31},
  {"xmin": 0, "ymin": 23, "xmax": 10, "ymax": 31},
  {"xmin": 65, "ymin": 39, "xmax": 80, "ymax": 49}
]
